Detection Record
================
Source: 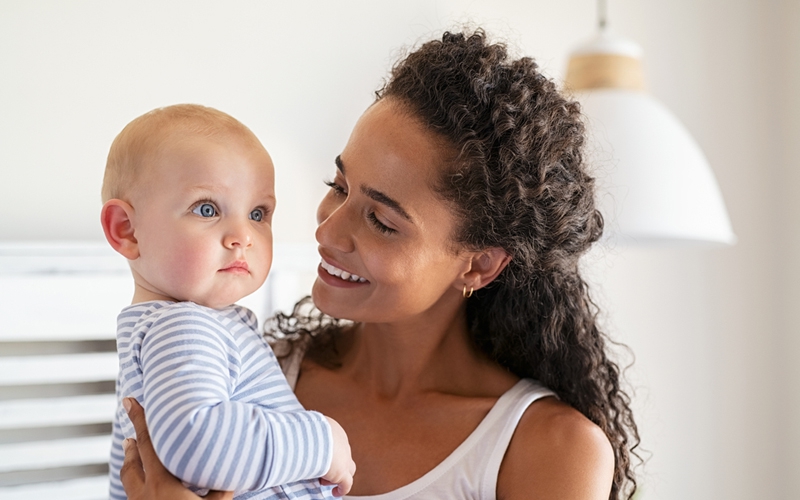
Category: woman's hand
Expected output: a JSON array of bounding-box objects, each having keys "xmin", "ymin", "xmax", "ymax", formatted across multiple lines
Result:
[{"xmin": 120, "ymin": 397, "xmax": 234, "ymax": 500}]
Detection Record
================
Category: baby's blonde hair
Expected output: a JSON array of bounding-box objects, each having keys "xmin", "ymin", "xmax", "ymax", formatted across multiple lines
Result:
[{"xmin": 102, "ymin": 104, "xmax": 261, "ymax": 202}]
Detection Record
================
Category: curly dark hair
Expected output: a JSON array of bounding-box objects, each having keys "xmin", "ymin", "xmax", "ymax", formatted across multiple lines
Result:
[{"xmin": 269, "ymin": 29, "xmax": 640, "ymax": 499}]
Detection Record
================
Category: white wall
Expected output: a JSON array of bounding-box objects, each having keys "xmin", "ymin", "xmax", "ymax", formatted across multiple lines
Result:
[{"xmin": 1, "ymin": 1, "xmax": 795, "ymax": 498}]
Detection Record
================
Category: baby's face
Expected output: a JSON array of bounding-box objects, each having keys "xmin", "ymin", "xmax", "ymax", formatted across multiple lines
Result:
[{"xmin": 128, "ymin": 132, "xmax": 275, "ymax": 309}]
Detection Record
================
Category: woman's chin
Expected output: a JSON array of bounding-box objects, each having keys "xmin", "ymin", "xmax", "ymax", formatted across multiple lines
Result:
[
  {"xmin": 311, "ymin": 277, "xmax": 368, "ymax": 322},
  {"xmin": 311, "ymin": 277, "xmax": 345, "ymax": 317}
]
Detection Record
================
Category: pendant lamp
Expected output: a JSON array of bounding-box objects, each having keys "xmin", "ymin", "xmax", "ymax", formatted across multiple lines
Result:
[{"xmin": 565, "ymin": 1, "xmax": 736, "ymax": 245}]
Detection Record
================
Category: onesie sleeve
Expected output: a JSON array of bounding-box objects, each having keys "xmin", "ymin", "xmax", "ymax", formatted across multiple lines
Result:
[{"xmin": 139, "ymin": 304, "xmax": 333, "ymax": 492}]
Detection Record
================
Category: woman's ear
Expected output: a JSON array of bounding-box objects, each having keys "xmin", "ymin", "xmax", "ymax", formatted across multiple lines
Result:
[
  {"xmin": 100, "ymin": 199, "xmax": 139, "ymax": 260},
  {"xmin": 458, "ymin": 247, "xmax": 511, "ymax": 293}
]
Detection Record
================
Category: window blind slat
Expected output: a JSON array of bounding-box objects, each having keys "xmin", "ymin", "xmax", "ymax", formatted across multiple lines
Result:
[
  {"xmin": 0, "ymin": 353, "xmax": 118, "ymax": 386},
  {"xmin": 0, "ymin": 394, "xmax": 116, "ymax": 429}
]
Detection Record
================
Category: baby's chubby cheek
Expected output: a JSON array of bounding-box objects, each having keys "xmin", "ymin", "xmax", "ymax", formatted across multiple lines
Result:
[
  {"xmin": 185, "ymin": 246, "xmax": 217, "ymax": 274},
  {"xmin": 157, "ymin": 243, "xmax": 213, "ymax": 293}
]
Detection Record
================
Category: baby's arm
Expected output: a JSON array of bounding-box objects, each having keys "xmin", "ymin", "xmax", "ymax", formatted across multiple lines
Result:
[{"xmin": 139, "ymin": 305, "xmax": 333, "ymax": 492}]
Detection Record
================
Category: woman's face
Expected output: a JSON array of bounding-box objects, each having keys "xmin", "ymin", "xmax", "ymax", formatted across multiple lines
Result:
[{"xmin": 312, "ymin": 99, "xmax": 473, "ymax": 324}]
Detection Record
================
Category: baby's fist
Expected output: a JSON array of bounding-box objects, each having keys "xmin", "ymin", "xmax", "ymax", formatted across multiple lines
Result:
[{"xmin": 322, "ymin": 416, "xmax": 356, "ymax": 497}]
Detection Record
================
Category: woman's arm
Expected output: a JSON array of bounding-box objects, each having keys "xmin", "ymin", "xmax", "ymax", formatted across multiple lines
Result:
[
  {"xmin": 120, "ymin": 398, "xmax": 234, "ymax": 500},
  {"xmin": 497, "ymin": 398, "xmax": 615, "ymax": 500}
]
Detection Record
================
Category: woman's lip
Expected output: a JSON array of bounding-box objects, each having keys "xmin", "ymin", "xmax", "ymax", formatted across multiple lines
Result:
[
  {"xmin": 318, "ymin": 254, "xmax": 366, "ymax": 281},
  {"xmin": 317, "ymin": 264, "xmax": 369, "ymax": 288},
  {"xmin": 317, "ymin": 253, "xmax": 370, "ymax": 286}
]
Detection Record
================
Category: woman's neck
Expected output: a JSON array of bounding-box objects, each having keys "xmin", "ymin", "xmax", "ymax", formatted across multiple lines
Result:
[{"xmin": 338, "ymin": 302, "xmax": 515, "ymax": 401}]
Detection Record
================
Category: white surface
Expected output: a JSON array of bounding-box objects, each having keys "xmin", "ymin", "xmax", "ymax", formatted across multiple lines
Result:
[
  {"xmin": 0, "ymin": 275, "xmax": 130, "ymax": 341},
  {"xmin": 580, "ymin": 88, "xmax": 736, "ymax": 245},
  {"xmin": 0, "ymin": 434, "xmax": 111, "ymax": 473},
  {"xmin": 0, "ymin": 475, "xmax": 108, "ymax": 500},
  {"xmin": 0, "ymin": 353, "xmax": 119, "ymax": 386},
  {"xmin": 0, "ymin": 394, "xmax": 117, "ymax": 429},
  {"xmin": 569, "ymin": 31, "xmax": 643, "ymax": 58},
  {"xmin": 0, "ymin": 241, "xmax": 128, "ymax": 274}
]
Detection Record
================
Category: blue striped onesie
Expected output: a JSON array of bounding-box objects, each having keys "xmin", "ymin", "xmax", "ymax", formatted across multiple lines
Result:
[{"xmin": 108, "ymin": 301, "xmax": 334, "ymax": 500}]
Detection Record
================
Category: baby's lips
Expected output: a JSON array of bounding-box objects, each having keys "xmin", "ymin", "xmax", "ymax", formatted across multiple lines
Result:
[{"xmin": 220, "ymin": 260, "xmax": 249, "ymax": 272}]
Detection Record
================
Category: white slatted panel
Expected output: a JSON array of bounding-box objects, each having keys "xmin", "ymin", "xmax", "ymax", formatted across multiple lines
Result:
[
  {"xmin": 0, "ymin": 275, "xmax": 131, "ymax": 342},
  {"xmin": 0, "ymin": 475, "xmax": 107, "ymax": 500},
  {"xmin": 0, "ymin": 243, "xmax": 131, "ymax": 342},
  {"xmin": 0, "ymin": 353, "xmax": 119, "ymax": 386},
  {"xmin": 0, "ymin": 435, "xmax": 111, "ymax": 473},
  {"xmin": 0, "ymin": 243, "xmax": 122, "ymax": 499},
  {"xmin": 0, "ymin": 241, "xmax": 316, "ymax": 499},
  {"xmin": 0, "ymin": 394, "xmax": 117, "ymax": 429}
]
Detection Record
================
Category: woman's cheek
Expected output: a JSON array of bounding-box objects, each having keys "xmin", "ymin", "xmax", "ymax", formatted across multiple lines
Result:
[{"xmin": 364, "ymin": 249, "xmax": 411, "ymax": 287}]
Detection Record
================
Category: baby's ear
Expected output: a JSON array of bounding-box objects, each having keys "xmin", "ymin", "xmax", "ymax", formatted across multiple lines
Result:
[{"xmin": 100, "ymin": 199, "xmax": 139, "ymax": 260}]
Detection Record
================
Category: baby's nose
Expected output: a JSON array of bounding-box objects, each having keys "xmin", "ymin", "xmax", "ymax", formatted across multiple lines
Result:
[{"xmin": 223, "ymin": 224, "xmax": 253, "ymax": 248}]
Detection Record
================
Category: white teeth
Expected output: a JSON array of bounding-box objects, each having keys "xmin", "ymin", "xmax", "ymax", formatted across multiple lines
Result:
[{"xmin": 320, "ymin": 260, "xmax": 367, "ymax": 283}]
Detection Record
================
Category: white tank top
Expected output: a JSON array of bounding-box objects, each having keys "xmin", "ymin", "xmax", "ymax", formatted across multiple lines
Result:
[{"xmin": 278, "ymin": 340, "xmax": 556, "ymax": 500}]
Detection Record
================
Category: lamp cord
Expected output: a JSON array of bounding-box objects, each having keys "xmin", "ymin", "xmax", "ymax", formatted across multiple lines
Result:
[{"xmin": 598, "ymin": 0, "xmax": 608, "ymax": 31}]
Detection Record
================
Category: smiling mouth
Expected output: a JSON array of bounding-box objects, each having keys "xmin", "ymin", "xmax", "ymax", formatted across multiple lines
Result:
[{"xmin": 320, "ymin": 259, "xmax": 368, "ymax": 283}]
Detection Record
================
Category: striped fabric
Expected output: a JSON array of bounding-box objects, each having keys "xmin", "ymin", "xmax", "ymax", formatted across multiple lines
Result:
[{"xmin": 108, "ymin": 301, "xmax": 334, "ymax": 500}]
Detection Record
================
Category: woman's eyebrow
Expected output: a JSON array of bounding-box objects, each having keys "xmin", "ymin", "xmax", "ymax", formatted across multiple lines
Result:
[
  {"xmin": 361, "ymin": 186, "xmax": 413, "ymax": 222},
  {"xmin": 335, "ymin": 155, "xmax": 413, "ymax": 223}
]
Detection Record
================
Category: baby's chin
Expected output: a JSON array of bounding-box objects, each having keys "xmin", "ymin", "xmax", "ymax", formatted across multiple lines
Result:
[
  {"xmin": 174, "ymin": 290, "xmax": 246, "ymax": 310},
  {"xmin": 186, "ymin": 296, "xmax": 244, "ymax": 310},
  {"xmin": 175, "ymin": 280, "xmax": 265, "ymax": 310}
]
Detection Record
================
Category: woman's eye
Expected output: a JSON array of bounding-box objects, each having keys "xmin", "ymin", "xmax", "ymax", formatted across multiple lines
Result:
[
  {"xmin": 368, "ymin": 212, "xmax": 396, "ymax": 235},
  {"xmin": 324, "ymin": 179, "xmax": 347, "ymax": 197},
  {"xmin": 250, "ymin": 208, "xmax": 264, "ymax": 222},
  {"xmin": 192, "ymin": 203, "xmax": 217, "ymax": 218}
]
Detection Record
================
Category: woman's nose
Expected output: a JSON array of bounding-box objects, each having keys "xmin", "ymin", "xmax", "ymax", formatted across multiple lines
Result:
[
  {"xmin": 223, "ymin": 221, "xmax": 253, "ymax": 249},
  {"xmin": 315, "ymin": 197, "xmax": 355, "ymax": 253}
]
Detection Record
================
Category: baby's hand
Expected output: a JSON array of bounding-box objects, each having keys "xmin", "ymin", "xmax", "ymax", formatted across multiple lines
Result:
[{"xmin": 321, "ymin": 416, "xmax": 356, "ymax": 497}]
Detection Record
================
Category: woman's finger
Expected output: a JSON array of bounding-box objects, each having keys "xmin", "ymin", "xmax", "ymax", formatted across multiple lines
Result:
[
  {"xmin": 121, "ymin": 397, "xmax": 234, "ymax": 500},
  {"xmin": 204, "ymin": 490, "xmax": 235, "ymax": 500},
  {"xmin": 123, "ymin": 397, "xmax": 163, "ymax": 472},
  {"xmin": 119, "ymin": 438, "xmax": 146, "ymax": 494}
]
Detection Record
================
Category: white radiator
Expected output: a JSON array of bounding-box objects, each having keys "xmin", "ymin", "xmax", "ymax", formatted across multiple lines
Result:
[{"xmin": 0, "ymin": 242, "xmax": 318, "ymax": 499}]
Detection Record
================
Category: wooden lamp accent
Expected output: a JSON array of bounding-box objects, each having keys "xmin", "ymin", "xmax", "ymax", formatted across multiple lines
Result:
[
  {"xmin": 565, "ymin": 0, "xmax": 645, "ymax": 93},
  {"xmin": 565, "ymin": 51, "xmax": 645, "ymax": 92}
]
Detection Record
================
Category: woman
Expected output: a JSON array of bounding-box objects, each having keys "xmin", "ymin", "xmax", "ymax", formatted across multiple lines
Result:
[{"xmin": 121, "ymin": 30, "xmax": 639, "ymax": 499}]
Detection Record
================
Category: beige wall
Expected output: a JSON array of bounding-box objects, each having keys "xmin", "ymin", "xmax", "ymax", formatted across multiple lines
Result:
[
  {"xmin": 778, "ymin": 0, "xmax": 800, "ymax": 497},
  {"xmin": 586, "ymin": 0, "xmax": 799, "ymax": 497},
  {"xmin": 1, "ymin": 1, "xmax": 796, "ymax": 498}
]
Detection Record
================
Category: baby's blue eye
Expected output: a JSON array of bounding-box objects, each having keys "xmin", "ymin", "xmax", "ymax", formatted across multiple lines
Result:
[
  {"xmin": 250, "ymin": 208, "xmax": 264, "ymax": 222},
  {"xmin": 193, "ymin": 203, "xmax": 217, "ymax": 217}
]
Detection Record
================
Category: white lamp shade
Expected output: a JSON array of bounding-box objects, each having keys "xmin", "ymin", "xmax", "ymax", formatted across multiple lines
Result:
[{"xmin": 579, "ymin": 88, "xmax": 736, "ymax": 245}]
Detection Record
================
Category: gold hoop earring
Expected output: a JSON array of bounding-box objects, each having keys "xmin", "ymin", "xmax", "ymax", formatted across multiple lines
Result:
[{"xmin": 462, "ymin": 285, "xmax": 474, "ymax": 298}]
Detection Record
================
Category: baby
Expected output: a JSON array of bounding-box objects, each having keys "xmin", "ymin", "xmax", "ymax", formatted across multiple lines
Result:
[{"xmin": 100, "ymin": 104, "xmax": 355, "ymax": 500}]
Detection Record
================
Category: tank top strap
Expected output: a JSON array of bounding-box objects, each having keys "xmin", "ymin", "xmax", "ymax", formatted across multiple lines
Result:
[{"xmin": 478, "ymin": 379, "xmax": 556, "ymax": 498}]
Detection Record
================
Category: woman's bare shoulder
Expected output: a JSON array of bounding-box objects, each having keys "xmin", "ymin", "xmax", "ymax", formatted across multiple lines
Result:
[{"xmin": 497, "ymin": 396, "xmax": 615, "ymax": 500}]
